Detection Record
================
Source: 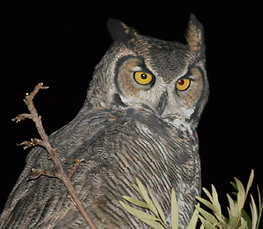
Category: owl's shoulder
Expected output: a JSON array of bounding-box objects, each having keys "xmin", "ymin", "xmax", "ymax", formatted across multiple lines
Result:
[{"xmin": 75, "ymin": 107, "xmax": 195, "ymax": 157}]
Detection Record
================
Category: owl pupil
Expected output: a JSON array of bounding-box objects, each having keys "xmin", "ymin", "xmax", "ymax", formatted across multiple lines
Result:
[
  {"xmin": 178, "ymin": 79, "xmax": 184, "ymax": 85},
  {"xmin": 141, "ymin": 73, "xmax": 147, "ymax": 79}
]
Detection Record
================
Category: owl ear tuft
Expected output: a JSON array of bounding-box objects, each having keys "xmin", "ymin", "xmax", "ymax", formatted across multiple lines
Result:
[
  {"xmin": 107, "ymin": 19, "xmax": 138, "ymax": 48},
  {"xmin": 185, "ymin": 14, "xmax": 205, "ymax": 53}
]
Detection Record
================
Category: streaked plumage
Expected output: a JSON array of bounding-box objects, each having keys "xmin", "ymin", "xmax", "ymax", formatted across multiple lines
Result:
[{"xmin": 0, "ymin": 14, "xmax": 209, "ymax": 228}]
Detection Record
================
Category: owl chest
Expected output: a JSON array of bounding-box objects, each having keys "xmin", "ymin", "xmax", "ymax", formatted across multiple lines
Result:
[
  {"xmin": 84, "ymin": 114, "xmax": 200, "ymax": 228},
  {"xmin": 108, "ymin": 119, "xmax": 198, "ymax": 200}
]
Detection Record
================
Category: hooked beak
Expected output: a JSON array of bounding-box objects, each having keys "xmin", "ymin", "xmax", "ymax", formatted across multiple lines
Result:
[{"xmin": 157, "ymin": 92, "xmax": 168, "ymax": 115}]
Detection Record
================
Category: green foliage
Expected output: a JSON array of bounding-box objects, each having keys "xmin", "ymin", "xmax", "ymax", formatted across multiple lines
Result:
[
  {"xmin": 197, "ymin": 170, "xmax": 263, "ymax": 229},
  {"xmin": 119, "ymin": 178, "xmax": 200, "ymax": 229},
  {"xmin": 120, "ymin": 170, "xmax": 263, "ymax": 229},
  {"xmin": 119, "ymin": 178, "xmax": 168, "ymax": 229}
]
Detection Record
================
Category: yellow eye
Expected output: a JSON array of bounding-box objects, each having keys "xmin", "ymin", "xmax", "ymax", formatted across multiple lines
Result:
[
  {"xmin": 134, "ymin": 72, "xmax": 153, "ymax": 85},
  {"xmin": 176, "ymin": 79, "xmax": 191, "ymax": 91}
]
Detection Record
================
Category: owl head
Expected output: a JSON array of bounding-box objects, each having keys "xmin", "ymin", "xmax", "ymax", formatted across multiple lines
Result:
[{"xmin": 87, "ymin": 14, "xmax": 209, "ymax": 127}]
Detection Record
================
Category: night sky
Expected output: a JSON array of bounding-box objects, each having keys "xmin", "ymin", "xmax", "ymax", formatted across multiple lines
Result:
[{"xmin": 1, "ymin": 2, "xmax": 262, "ymax": 226}]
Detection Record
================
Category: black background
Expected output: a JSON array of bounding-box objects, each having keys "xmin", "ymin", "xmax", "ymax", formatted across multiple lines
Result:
[{"xmin": 1, "ymin": 1, "xmax": 262, "ymax": 226}]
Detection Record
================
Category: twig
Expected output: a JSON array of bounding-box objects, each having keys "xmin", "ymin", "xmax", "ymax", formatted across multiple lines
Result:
[
  {"xmin": 12, "ymin": 83, "xmax": 97, "ymax": 229},
  {"xmin": 68, "ymin": 159, "xmax": 85, "ymax": 180}
]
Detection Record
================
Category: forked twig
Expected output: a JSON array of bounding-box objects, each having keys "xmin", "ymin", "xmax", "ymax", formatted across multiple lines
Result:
[{"xmin": 12, "ymin": 83, "xmax": 97, "ymax": 229}]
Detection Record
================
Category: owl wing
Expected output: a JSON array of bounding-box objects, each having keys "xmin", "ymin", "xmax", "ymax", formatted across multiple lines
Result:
[
  {"xmin": 0, "ymin": 108, "xmax": 120, "ymax": 228},
  {"xmin": 0, "ymin": 108, "xmax": 144, "ymax": 228}
]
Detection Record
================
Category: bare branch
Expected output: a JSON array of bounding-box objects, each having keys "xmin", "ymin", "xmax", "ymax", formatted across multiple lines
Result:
[
  {"xmin": 16, "ymin": 138, "xmax": 44, "ymax": 150},
  {"xmin": 29, "ymin": 162, "xmax": 59, "ymax": 180},
  {"xmin": 12, "ymin": 113, "xmax": 33, "ymax": 122},
  {"xmin": 68, "ymin": 159, "xmax": 85, "ymax": 180},
  {"xmin": 13, "ymin": 83, "xmax": 97, "ymax": 229}
]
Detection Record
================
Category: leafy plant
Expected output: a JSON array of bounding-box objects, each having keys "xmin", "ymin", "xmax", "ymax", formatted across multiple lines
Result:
[
  {"xmin": 120, "ymin": 170, "xmax": 263, "ymax": 229},
  {"xmin": 197, "ymin": 170, "xmax": 263, "ymax": 229},
  {"xmin": 119, "ymin": 178, "xmax": 199, "ymax": 229}
]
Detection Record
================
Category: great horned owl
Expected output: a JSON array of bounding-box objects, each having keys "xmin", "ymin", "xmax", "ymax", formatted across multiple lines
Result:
[{"xmin": 0, "ymin": 14, "xmax": 208, "ymax": 228}]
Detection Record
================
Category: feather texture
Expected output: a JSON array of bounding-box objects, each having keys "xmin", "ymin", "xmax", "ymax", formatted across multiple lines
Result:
[{"xmin": 0, "ymin": 15, "xmax": 208, "ymax": 229}]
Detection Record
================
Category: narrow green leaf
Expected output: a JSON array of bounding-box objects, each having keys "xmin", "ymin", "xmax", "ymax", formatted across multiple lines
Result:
[
  {"xmin": 227, "ymin": 207, "xmax": 232, "ymax": 224},
  {"xmin": 120, "ymin": 200, "xmax": 165, "ymax": 229},
  {"xmin": 237, "ymin": 218, "xmax": 248, "ymax": 229},
  {"xmin": 136, "ymin": 178, "xmax": 158, "ymax": 216},
  {"xmin": 187, "ymin": 206, "xmax": 199, "ymax": 229},
  {"xmin": 240, "ymin": 217, "xmax": 248, "ymax": 227},
  {"xmin": 257, "ymin": 186, "xmax": 262, "ymax": 213},
  {"xmin": 241, "ymin": 208, "xmax": 252, "ymax": 229},
  {"xmin": 122, "ymin": 196, "xmax": 148, "ymax": 208},
  {"xmin": 249, "ymin": 194, "xmax": 258, "ymax": 229},
  {"xmin": 196, "ymin": 196, "xmax": 214, "ymax": 211},
  {"xmin": 231, "ymin": 182, "xmax": 238, "ymax": 192},
  {"xmin": 139, "ymin": 218, "xmax": 166, "ymax": 229},
  {"xmin": 131, "ymin": 183, "xmax": 142, "ymax": 198},
  {"xmin": 211, "ymin": 185, "xmax": 219, "ymax": 204},
  {"xmin": 227, "ymin": 194, "xmax": 238, "ymax": 218},
  {"xmin": 147, "ymin": 185, "xmax": 167, "ymax": 226},
  {"xmin": 232, "ymin": 192, "xmax": 238, "ymax": 197},
  {"xmin": 256, "ymin": 186, "xmax": 263, "ymax": 229},
  {"xmin": 198, "ymin": 187, "xmax": 226, "ymax": 225},
  {"xmin": 211, "ymin": 185, "xmax": 222, "ymax": 220},
  {"xmin": 136, "ymin": 178, "xmax": 150, "ymax": 201},
  {"xmin": 198, "ymin": 215, "xmax": 216, "ymax": 229},
  {"xmin": 119, "ymin": 201, "xmax": 157, "ymax": 221},
  {"xmin": 234, "ymin": 177, "xmax": 246, "ymax": 211},
  {"xmin": 171, "ymin": 188, "xmax": 179, "ymax": 229},
  {"xmin": 196, "ymin": 205, "xmax": 218, "ymax": 224},
  {"xmin": 228, "ymin": 216, "xmax": 239, "ymax": 228},
  {"xmin": 238, "ymin": 217, "xmax": 248, "ymax": 229},
  {"xmin": 246, "ymin": 170, "xmax": 254, "ymax": 196},
  {"xmin": 202, "ymin": 187, "xmax": 214, "ymax": 204}
]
